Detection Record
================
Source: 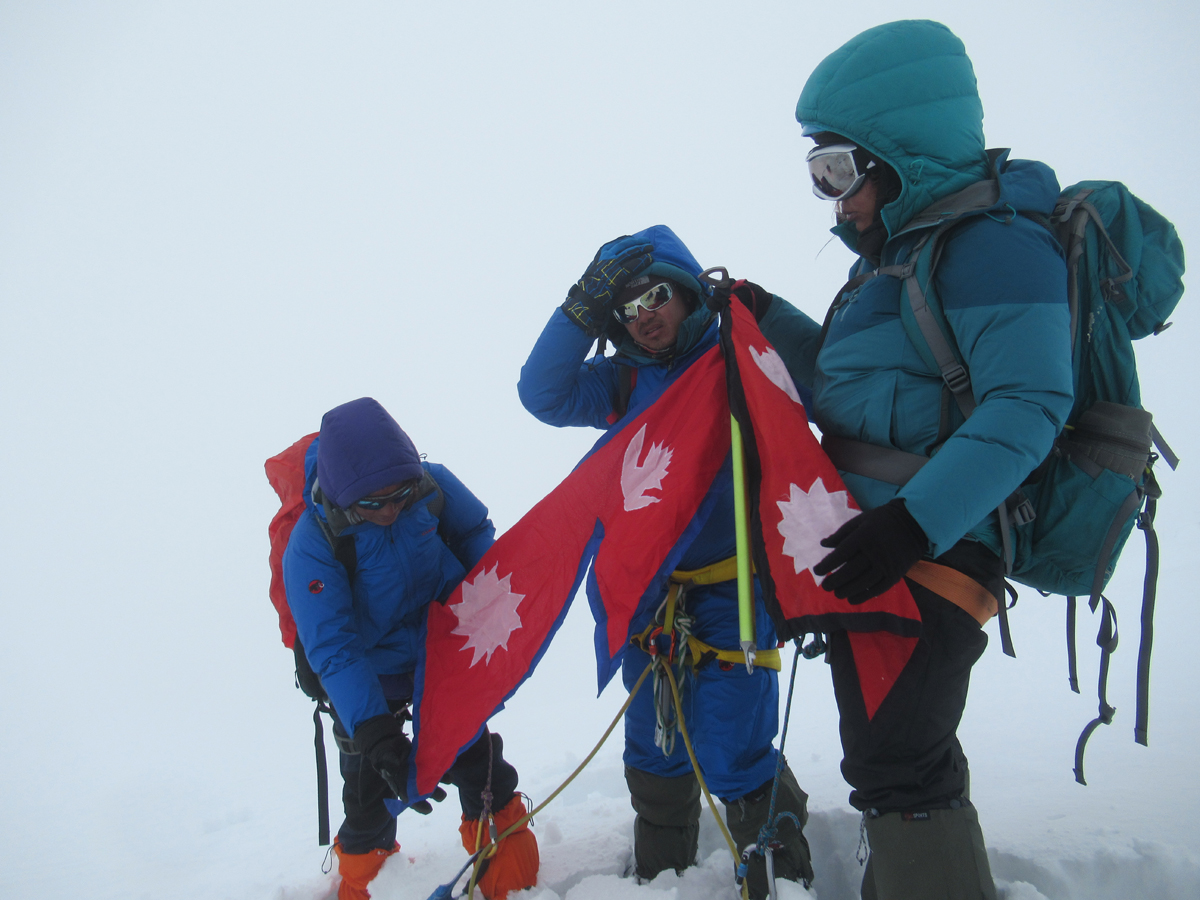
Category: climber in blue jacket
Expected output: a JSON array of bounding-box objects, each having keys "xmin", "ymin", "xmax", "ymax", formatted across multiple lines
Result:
[
  {"xmin": 283, "ymin": 397, "xmax": 538, "ymax": 900},
  {"xmin": 518, "ymin": 225, "xmax": 813, "ymax": 897}
]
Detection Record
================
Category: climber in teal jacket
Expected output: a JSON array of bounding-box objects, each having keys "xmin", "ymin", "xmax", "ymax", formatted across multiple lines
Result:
[{"xmin": 719, "ymin": 20, "xmax": 1074, "ymax": 900}]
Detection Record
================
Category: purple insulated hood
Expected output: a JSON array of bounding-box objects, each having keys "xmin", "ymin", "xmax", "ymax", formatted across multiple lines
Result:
[{"xmin": 316, "ymin": 397, "xmax": 424, "ymax": 508}]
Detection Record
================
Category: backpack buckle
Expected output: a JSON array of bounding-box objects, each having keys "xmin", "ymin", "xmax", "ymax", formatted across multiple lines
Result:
[
  {"xmin": 942, "ymin": 364, "xmax": 971, "ymax": 395},
  {"xmin": 1007, "ymin": 492, "xmax": 1036, "ymax": 527}
]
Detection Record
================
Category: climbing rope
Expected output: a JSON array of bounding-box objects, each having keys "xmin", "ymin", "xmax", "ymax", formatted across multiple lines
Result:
[
  {"xmin": 428, "ymin": 664, "xmax": 655, "ymax": 900},
  {"xmin": 464, "ymin": 732, "xmax": 496, "ymax": 898},
  {"xmin": 743, "ymin": 640, "xmax": 808, "ymax": 897},
  {"xmin": 658, "ymin": 661, "xmax": 751, "ymax": 900},
  {"xmin": 433, "ymin": 629, "xmax": 798, "ymax": 900}
]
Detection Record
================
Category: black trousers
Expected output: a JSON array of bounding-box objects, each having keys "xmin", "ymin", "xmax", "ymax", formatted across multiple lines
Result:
[
  {"xmin": 334, "ymin": 711, "xmax": 520, "ymax": 854},
  {"xmin": 828, "ymin": 542, "xmax": 1001, "ymax": 813}
]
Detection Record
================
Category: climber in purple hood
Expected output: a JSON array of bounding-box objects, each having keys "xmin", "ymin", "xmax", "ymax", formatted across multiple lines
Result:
[{"xmin": 283, "ymin": 397, "xmax": 538, "ymax": 900}]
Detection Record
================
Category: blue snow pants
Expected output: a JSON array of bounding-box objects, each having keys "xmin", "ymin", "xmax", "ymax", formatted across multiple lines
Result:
[{"xmin": 620, "ymin": 579, "xmax": 781, "ymax": 802}]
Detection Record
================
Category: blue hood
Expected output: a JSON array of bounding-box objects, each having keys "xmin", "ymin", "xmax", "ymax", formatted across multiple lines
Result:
[
  {"xmin": 599, "ymin": 224, "xmax": 715, "ymax": 361},
  {"xmin": 316, "ymin": 397, "xmax": 424, "ymax": 508}
]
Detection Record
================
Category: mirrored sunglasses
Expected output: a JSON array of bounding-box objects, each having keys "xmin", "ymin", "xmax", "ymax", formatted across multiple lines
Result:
[
  {"xmin": 806, "ymin": 143, "xmax": 876, "ymax": 201},
  {"xmin": 613, "ymin": 282, "xmax": 674, "ymax": 325},
  {"xmin": 354, "ymin": 482, "xmax": 417, "ymax": 511}
]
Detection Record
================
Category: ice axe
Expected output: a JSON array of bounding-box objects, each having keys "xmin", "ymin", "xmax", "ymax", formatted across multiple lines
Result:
[{"xmin": 699, "ymin": 266, "xmax": 756, "ymax": 674}]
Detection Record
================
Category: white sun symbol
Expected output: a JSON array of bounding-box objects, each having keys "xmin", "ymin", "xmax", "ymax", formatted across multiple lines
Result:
[
  {"xmin": 449, "ymin": 565, "xmax": 525, "ymax": 667},
  {"xmin": 750, "ymin": 345, "xmax": 802, "ymax": 404},
  {"xmin": 776, "ymin": 478, "xmax": 858, "ymax": 583}
]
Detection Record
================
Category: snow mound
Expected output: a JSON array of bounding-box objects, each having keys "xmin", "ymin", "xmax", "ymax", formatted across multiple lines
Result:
[{"xmin": 358, "ymin": 800, "xmax": 1200, "ymax": 900}]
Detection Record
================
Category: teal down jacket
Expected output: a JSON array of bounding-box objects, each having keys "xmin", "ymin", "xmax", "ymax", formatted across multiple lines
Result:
[{"xmin": 764, "ymin": 19, "xmax": 1074, "ymax": 557}]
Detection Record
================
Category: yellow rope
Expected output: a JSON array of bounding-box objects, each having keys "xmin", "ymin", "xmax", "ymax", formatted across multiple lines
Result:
[
  {"xmin": 466, "ymin": 815, "xmax": 486, "ymax": 897},
  {"xmin": 660, "ymin": 663, "xmax": 750, "ymax": 900},
  {"xmin": 464, "ymin": 663, "xmax": 655, "ymax": 898},
  {"xmin": 460, "ymin": 658, "xmax": 748, "ymax": 899}
]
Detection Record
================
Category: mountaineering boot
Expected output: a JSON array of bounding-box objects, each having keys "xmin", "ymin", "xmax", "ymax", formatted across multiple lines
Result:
[
  {"xmin": 725, "ymin": 764, "xmax": 814, "ymax": 900},
  {"xmin": 625, "ymin": 766, "xmax": 702, "ymax": 880},
  {"xmin": 861, "ymin": 803, "xmax": 996, "ymax": 900},
  {"xmin": 457, "ymin": 794, "xmax": 540, "ymax": 899},
  {"xmin": 332, "ymin": 838, "xmax": 399, "ymax": 900}
]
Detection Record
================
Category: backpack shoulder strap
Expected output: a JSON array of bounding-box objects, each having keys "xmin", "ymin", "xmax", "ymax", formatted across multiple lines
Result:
[
  {"xmin": 311, "ymin": 482, "xmax": 360, "ymax": 582},
  {"xmin": 611, "ymin": 364, "xmax": 636, "ymax": 421},
  {"xmin": 882, "ymin": 221, "xmax": 976, "ymax": 420},
  {"xmin": 881, "ymin": 169, "xmax": 1010, "ymax": 421}
]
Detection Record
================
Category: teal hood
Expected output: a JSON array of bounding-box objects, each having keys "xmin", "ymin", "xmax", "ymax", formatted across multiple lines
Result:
[{"xmin": 796, "ymin": 20, "xmax": 990, "ymax": 239}]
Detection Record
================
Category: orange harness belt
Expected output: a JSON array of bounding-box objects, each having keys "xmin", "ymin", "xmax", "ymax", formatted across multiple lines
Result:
[{"xmin": 906, "ymin": 560, "xmax": 998, "ymax": 627}]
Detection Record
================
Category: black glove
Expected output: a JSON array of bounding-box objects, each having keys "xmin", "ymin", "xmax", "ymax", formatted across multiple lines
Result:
[
  {"xmin": 706, "ymin": 279, "xmax": 774, "ymax": 321},
  {"xmin": 353, "ymin": 713, "xmax": 447, "ymax": 815},
  {"xmin": 812, "ymin": 499, "xmax": 928, "ymax": 604},
  {"xmin": 561, "ymin": 238, "xmax": 654, "ymax": 337}
]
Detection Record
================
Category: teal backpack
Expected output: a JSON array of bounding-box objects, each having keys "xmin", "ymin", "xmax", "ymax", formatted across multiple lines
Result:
[{"xmin": 884, "ymin": 168, "xmax": 1184, "ymax": 782}]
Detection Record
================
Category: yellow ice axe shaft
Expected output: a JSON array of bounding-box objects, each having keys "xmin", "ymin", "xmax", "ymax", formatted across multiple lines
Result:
[{"xmin": 730, "ymin": 414, "xmax": 756, "ymax": 673}]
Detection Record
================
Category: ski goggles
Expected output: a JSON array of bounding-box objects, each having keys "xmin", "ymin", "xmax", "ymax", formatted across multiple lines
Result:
[
  {"xmin": 806, "ymin": 143, "xmax": 876, "ymax": 201},
  {"xmin": 613, "ymin": 281, "xmax": 674, "ymax": 325},
  {"xmin": 354, "ymin": 482, "xmax": 417, "ymax": 511}
]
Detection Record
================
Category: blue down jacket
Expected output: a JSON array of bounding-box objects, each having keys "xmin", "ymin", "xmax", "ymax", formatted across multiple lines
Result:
[
  {"xmin": 763, "ymin": 19, "xmax": 1074, "ymax": 558},
  {"xmin": 518, "ymin": 225, "xmax": 781, "ymax": 796},
  {"xmin": 283, "ymin": 439, "xmax": 495, "ymax": 737}
]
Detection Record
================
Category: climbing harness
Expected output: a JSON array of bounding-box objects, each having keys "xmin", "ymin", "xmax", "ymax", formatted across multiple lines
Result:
[
  {"xmin": 428, "ymin": 553, "xmax": 791, "ymax": 898},
  {"xmin": 906, "ymin": 560, "xmax": 999, "ymax": 627},
  {"xmin": 628, "ymin": 557, "xmax": 780, "ymax": 756}
]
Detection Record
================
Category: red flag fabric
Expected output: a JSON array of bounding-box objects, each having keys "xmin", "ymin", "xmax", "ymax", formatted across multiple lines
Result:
[
  {"xmin": 721, "ymin": 299, "xmax": 921, "ymax": 720},
  {"xmin": 412, "ymin": 304, "xmax": 928, "ymax": 795},
  {"xmin": 410, "ymin": 347, "xmax": 731, "ymax": 796}
]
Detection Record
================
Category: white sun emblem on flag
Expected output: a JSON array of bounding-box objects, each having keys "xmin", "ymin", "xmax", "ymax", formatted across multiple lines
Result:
[
  {"xmin": 776, "ymin": 478, "xmax": 858, "ymax": 583},
  {"xmin": 750, "ymin": 345, "xmax": 802, "ymax": 405},
  {"xmin": 621, "ymin": 423, "xmax": 673, "ymax": 512},
  {"xmin": 450, "ymin": 565, "xmax": 525, "ymax": 667}
]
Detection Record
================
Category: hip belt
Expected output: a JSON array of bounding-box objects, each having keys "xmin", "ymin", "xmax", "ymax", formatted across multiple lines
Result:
[{"xmin": 822, "ymin": 433, "xmax": 1001, "ymax": 629}]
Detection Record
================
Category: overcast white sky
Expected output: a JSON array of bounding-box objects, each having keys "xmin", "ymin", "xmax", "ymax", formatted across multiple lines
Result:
[{"xmin": 1, "ymin": 3, "xmax": 1196, "ymax": 898}]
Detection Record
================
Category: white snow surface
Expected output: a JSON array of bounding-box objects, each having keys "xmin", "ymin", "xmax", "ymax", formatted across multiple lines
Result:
[{"xmin": 1, "ymin": 3, "xmax": 1198, "ymax": 899}]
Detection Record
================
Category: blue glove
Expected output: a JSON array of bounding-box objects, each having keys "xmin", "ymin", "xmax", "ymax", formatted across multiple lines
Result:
[{"xmin": 562, "ymin": 237, "xmax": 654, "ymax": 337}]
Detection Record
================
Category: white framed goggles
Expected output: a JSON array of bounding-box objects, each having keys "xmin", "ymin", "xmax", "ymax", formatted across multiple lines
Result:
[
  {"xmin": 613, "ymin": 281, "xmax": 673, "ymax": 324},
  {"xmin": 806, "ymin": 142, "xmax": 876, "ymax": 201}
]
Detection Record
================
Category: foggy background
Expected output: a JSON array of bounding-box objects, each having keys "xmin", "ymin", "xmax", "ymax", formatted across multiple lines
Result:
[{"xmin": 1, "ymin": 2, "xmax": 1196, "ymax": 898}]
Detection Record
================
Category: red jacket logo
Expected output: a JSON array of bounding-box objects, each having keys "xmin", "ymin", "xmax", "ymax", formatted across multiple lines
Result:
[{"xmin": 308, "ymin": 580, "xmax": 324, "ymax": 594}]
